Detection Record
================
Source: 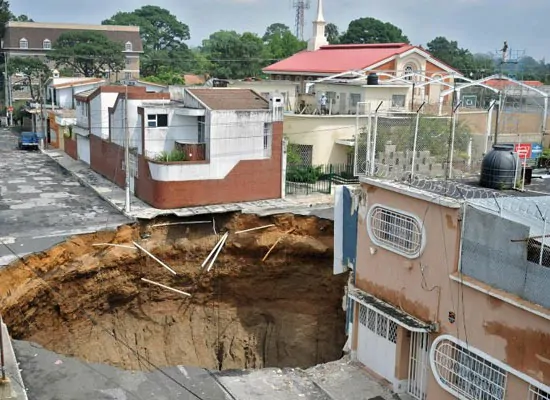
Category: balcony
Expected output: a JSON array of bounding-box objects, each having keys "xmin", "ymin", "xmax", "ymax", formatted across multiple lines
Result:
[{"xmin": 146, "ymin": 142, "xmax": 207, "ymax": 163}]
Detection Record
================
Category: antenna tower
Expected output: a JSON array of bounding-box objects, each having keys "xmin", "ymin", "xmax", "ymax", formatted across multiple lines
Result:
[
  {"xmin": 293, "ymin": 0, "xmax": 310, "ymax": 40},
  {"xmin": 492, "ymin": 44, "xmax": 526, "ymax": 145}
]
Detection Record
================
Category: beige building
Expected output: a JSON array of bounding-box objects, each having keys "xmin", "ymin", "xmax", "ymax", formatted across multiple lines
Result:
[
  {"xmin": 334, "ymin": 179, "xmax": 550, "ymax": 399},
  {"xmin": 3, "ymin": 21, "xmax": 143, "ymax": 101}
]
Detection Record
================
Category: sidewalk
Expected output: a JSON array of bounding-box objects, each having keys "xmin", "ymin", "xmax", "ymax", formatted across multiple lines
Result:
[
  {"xmin": 1, "ymin": 321, "xmax": 27, "ymax": 400},
  {"xmin": 41, "ymin": 148, "xmax": 334, "ymax": 220}
]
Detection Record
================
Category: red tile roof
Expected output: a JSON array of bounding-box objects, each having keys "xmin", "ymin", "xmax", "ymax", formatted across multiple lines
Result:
[
  {"xmin": 263, "ymin": 43, "xmax": 414, "ymax": 74},
  {"xmin": 485, "ymin": 79, "xmax": 544, "ymax": 89}
]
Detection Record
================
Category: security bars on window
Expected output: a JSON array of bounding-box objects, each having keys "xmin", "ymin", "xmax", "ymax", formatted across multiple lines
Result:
[
  {"xmin": 432, "ymin": 340, "xmax": 506, "ymax": 400},
  {"xmin": 369, "ymin": 207, "xmax": 422, "ymax": 257},
  {"xmin": 530, "ymin": 385, "xmax": 550, "ymax": 400}
]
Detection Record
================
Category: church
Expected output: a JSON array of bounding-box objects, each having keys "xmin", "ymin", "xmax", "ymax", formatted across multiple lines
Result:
[{"xmin": 262, "ymin": 0, "xmax": 461, "ymax": 94}]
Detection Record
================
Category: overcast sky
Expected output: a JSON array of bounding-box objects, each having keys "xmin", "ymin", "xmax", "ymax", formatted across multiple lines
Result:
[{"xmin": 10, "ymin": 0, "xmax": 550, "ymax": 61}]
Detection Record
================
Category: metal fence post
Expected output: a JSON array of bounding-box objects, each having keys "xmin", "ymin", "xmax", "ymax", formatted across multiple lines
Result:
[
  {"xmin": 370, "ymin": 102, "xmax": 383, "ymax": 176},
  {"xmin": 329, "ymin": 164, "xmax": 333, "ymax": 193},
  {"xmin": 411, "ymin": 102, "xmax": 425, "ymax": 179},
  {"xmin": 540, "ymin": 218, "xmax": 547, "ymax": 265}
]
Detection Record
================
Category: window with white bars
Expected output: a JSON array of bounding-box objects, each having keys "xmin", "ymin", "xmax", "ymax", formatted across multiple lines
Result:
[
  {"xmin": 530, "ymin": 386, "xmax": 550, "ymax": 400},
  {"xmin": 432, "ymin": 339, "xmax": 506, "ymax": 400},
  {"xmin": 358, "ymin": 305, "xmax": 397, "ymax": 344},
  {"xmin": 367, "ymin": 205, "xmax": 424, "ymax": 258}
]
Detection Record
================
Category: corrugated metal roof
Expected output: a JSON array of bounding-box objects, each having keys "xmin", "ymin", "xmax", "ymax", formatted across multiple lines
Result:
[
  {"xmin": 74, "ymin": 88, "xmax": 97, "ymax": 98},
  {"xmin": 187, "ymin": 88, "xmax": 269, "ymax": 110}
]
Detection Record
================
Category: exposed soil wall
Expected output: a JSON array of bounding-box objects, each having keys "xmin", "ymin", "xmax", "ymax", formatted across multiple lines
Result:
[{"xmin": 0, "ymin": 213, "xmax": 348, "ymax": 371}]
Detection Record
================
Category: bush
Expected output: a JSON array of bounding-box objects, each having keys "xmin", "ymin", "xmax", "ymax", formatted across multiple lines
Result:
[
  {"xmin": 286, "ymin": 165, "xmax": 323, "ymax": 183},
  {"xmin": 155, "ymin": 149, "xmax": 188, "ymax": 162}
]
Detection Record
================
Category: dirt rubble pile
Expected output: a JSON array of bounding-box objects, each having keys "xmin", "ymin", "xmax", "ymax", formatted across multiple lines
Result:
[{"xmin": 0, "ymin": 213, "xmax": 348, "ymax": 371}]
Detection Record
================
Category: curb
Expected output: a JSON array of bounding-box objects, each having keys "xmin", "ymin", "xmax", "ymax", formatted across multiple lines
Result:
[{"xmin": 40, "ymin": 149, "xmax": 135, "ymax": 221}]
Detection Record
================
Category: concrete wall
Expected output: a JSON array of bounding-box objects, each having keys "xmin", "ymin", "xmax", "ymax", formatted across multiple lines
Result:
[
  {"xmin": 461, "ymin": 205, "xmax": 550, "ymax": 309},
  {"xmin": 144, "ymin": 111, "xmax": 198, "ymax": 156},
  {"xmin": 147, "ymin": 109, "xmax": 272, "ymax": 181},
  {"xmin": 229, "ymin": 81, "xmax": 298, "ymax": 112},
  {"xmin": 353, "ymin": 181, "xmax": 550, "ymax": 398},
  {"xmin": 283, "ymin": 114, "xmax": 354, "ymax": 165},
  {"xmin": 55, "ymin": 83, "xmax": 101, "ymax": 109},
  {"xmin": 110, "ymin": 98, "xmax": 147, "ymax": 152}
]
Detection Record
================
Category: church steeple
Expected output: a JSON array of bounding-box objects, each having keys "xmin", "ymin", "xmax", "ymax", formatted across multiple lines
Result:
[{"xmin": 307, "ymin": 0, "xmax": 328, "ymax": 51}]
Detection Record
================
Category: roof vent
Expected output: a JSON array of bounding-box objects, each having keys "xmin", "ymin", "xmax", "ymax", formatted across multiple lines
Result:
[{"xmin": 479, "ymin": 144, "xmax": 518, "ymax": 190}]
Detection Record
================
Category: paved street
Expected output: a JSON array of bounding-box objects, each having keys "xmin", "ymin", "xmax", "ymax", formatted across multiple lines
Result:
[{"xmin": 0, "ymin": 129, "xmax": 130, "ymax": 265}]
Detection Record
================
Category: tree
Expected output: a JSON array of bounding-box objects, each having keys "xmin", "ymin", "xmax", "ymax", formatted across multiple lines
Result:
[
  {"xmin": 48, "ymin": 31, "xmax": 125, "ymax": 77},
  {"xmin": 8, "ymin": 57, "xmax": 50, "ymax": 101},
  {"xmin": 201, "ymin": 31, "xmax": 265, "ymax": 79},
  {"xmin": 325, "ymin": 23, "xmax": 339, "ymax": 44},
  {"xmin": 143, "ymin": 68, "xmax": 184, "ymax": 85},
  {"xmin": 0, "ymin": 0, "xmax": 12, "ymax": 39},
  {"xmin": 340, "ymin": 17, "xmax": 409, "ymax": 44},
  {"xmin": 263, "ymin": 23, "xmax": 291, "ymax": 41},
  {"xmin": 426, "ymin": 36, "xmax": 480, "ymax": 75},
  {"xmin": 263, "ymin": 23, "xmax": 306, "ymax": 60},
  {"xmin": 103, "ymin": 6, "xmax": 191, "ymax": 76},
  {"xmin": 12, "ymin": 14, "xmax": 33, "ymax": 21},
  {"xmin": 103, "ymin": 6, "xmax": 189, "ymax": 51}
]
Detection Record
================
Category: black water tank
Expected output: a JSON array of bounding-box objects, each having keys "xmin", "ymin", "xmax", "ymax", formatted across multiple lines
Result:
[
  {"xmin": 479, "ymin": 144, "xmax": 518, "ymax": 190},
  {"xmin": 367, "ymin": 73, "xmax": 379, "ymax": 85}
]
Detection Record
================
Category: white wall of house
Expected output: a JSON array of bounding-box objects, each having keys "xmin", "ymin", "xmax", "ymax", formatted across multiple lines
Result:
[
  {"xmin": 144, "ymin": 111, "xmax": 199, "ymax": 156},
  {"xmin": 147, "ymin": 109, "xmax": 272, "ymax": 181},
  {"xmin": 54, "ymin": 83, "xmax": 103, "ymax": 109},
  {"xmin": 284, "ymin": 114, "xmax": 356, "ymax": 165},
  {"xmin": 75, "ymin": 100, "xmax": 89, "ymax": 129},
  {"xmin": 314, "ymin": 83, "xmax": 411, "ymax": 114},
  {"xmin": 229, "ymin": 81, "xmax": 298, "ymax": 111},
  {"xmin": 110, "ymin": 99, "xmax": 147, "ymax": 152},
  {"xmin": 88, "ymin": 92, "xmax": 119, "ymax": 140}
]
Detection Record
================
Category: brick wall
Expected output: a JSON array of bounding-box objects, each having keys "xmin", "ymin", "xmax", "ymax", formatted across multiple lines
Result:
[{"xmin": 89, "ymin": 134, "xmax": 125, "ymax": 187}]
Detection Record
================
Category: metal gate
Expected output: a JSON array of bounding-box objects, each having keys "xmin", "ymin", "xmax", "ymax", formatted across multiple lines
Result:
[
  {"xmin": 408, "ymin": 331, "xmax": 429, "ymax": 400},
  {"xmin": 357, "ymin": 304, "xmax": 398, "ymax": 383}
]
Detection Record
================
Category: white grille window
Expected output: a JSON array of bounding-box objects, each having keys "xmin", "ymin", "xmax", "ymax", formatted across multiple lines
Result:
[
  {"xmin": 431, "ymin": 337, "xmax": 506, "ymax": 400},
  {"xmin": 19, "ymin": 38, "xmax": 28, "ymax": 49},
  {"xmin": 367, "ymin": 205, "xmax": 424, "ymax": 258},
  {"xmin": 530, "ymin": 386, "xmax": 550, "ymax": 400},
  {"xmin": 43, "ymin": 39, "xmax": 51, "ymax": 49}
]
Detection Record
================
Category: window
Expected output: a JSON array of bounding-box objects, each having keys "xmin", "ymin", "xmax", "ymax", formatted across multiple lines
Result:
[
  {"xmin": 431, "ymin": 336, "xmax": 506, "ymax": 400},
  {"xmin": 263, "ymin": 122, "xmax": 272, "ymax": 150},
  {"xmin": 326, "ymin": 91, "xmax": 336, "ymax": 104},
  {"xmin": 530, "ymin": 385, "xmax": 550, "ymax": 400},
  {"xmin": 147, "ymin": 114, "xmax": 168, "ymax": 128},
  {"xmin": 350, "ymin": 93, "xmax": 361, "ymax": 109},
  {"xmin": 392, "ymin": 94, "xmax": 406, "ymax": 108},
  {"xmin": 125, "ymin": 41, "xmax": 132, "ymax": 51},
  {"xmin": 367, "ymin": 205, "xmax": 424, "ymax": 258},
  {"xmin": 125, "ymin": 58, "xmax": 131, "ymax": 66},
  {"xmin": 404, "ymin": 64, "xmax": 414, "ymax": 80},
  {"xmin": 42, "ymin": 39, "xmax": 51, "ymax": 49},
  {"xmin": 197, "ymin": 116, "xmax": 205, "ymax": 142},
  {"xmin": 19, "ymin": 38, "xmax": 28, "ymax": 49},
  {"xmin": 124, "ymin": 72, "xmax": 132, "ymax": 80}
]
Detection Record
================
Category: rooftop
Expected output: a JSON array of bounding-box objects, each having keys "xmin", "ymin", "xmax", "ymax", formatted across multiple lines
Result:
[
  {"xmin": 4, "ymin": 21, "xmax": 143, "ymax": 52},
  {"xmin": 51, "ymin": 78, "xmax": 105, "ymax": 89},
  {"xmin": 263, "ymin": 43, "xmax": 415, "ymax": 75},
  {"xmin": 187, "ymin": 88, "xmax": 270, "ymax": 110}
]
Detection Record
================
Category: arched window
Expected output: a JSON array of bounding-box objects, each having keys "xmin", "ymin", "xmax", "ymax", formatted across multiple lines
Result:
[
  {"xmin": 19, "ymin": 38, "xmax": 28, "ymax": 49},
  {"xmin": 43, "ymin": 39, "xmax": 51, "ymax": 49},
  {"xmin": 404, "ymin": 64, "xmax": 414, "ymax": 81},
  {"xmin": 125, "ymin": 41, "xmax": 132, "ymax": 51}
]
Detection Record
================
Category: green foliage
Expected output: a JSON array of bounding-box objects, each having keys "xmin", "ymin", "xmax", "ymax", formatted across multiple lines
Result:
[
  {"xmin": 0, "ymin": 0, "xmax": 12, "ymax": 39},
  {"xmin": 12, "ymin": 14, "xmax": 32, "ymax": 21},
  {"xmin": 155, "ymin": 149, "xmax": 188, "ymax": 162},
  {"xmin": 8, "ymin": 57, "xmax": 50, "ymax": 101},
  {"xmin": 143, "ymin": 68, "xmax": 184, "ymax": 85},
  {"xmin": 201, "ymin": 30, "xmax": 266, "ymax": 79},
  {"xmin": 373, "ymin": 117, "xmax": 471, "ymax": 162},
  {"xmin": 325, "ymin": 23, "xmax": 340, "ymax": 44},
  {"xmin": 263, "ymin": 24, "xmax": 306, "ymax": 60},
  {"xmin": 286, "ymin": 142, "xmax": 302, "ymax": 165},
  {"xmin": 49, "ymin": 31, "xmax": 125, "ymax": 77},
  {"xmin": 103, "ymin": 6, "xmax": 193, "ymax": 76},
  {"xmin": 286, "ymin": 165, "xmax": 323, "ymax": 183},
  {"xmin": 340, "ymin": 17, "xmax": 409, "ymax": 44},
  {"xmin": 426, "ymin": 36, "xmax": 493, "ymax": 76}
]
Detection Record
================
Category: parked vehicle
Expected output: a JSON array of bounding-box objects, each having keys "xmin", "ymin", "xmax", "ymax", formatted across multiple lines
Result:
[{"xmin": 18, "ymin": 132, "xmax": 39, "ymax": 150}]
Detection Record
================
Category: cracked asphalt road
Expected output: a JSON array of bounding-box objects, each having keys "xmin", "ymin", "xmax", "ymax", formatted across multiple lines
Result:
[{"xmin": 0, "ymin": 129, "xmax": 130, "ymax": 265}]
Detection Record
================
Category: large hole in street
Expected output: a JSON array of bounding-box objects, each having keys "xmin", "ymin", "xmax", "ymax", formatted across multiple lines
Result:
[{"xmin": 0, "ymin": 213, "xmax": 348, "ymax": 371}]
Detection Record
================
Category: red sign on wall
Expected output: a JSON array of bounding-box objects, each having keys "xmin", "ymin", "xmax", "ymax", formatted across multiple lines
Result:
[{"xmin": 514, "ymin": 143, "xmax": 532, "ymax": 159}]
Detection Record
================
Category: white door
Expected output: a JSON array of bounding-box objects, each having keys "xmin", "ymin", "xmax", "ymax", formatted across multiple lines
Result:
[
  {"xmin": 357, "ymin": 304, "xmax": 398, "ymax": 383},
  {"xmin": 77, "ymin": 135, "xmax": 90, "ymax": 165}
]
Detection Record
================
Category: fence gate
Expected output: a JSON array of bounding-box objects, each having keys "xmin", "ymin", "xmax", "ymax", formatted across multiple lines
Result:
[{"xmin": 408, "ymin": 331, "xmax": 429, "ymax": 400}]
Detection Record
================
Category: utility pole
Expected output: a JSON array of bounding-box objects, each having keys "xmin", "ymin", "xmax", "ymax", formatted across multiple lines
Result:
[
  {"xmin": 124, "ymin": 84, "xmax": 131, "ymax": 213},
  {"xmin": 40, "ymin": 79, "xmax": 45, "ymax": 145},
  {"xmin": 4, "ymin": 53, "xmax": 12, "ymax": 126}
]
